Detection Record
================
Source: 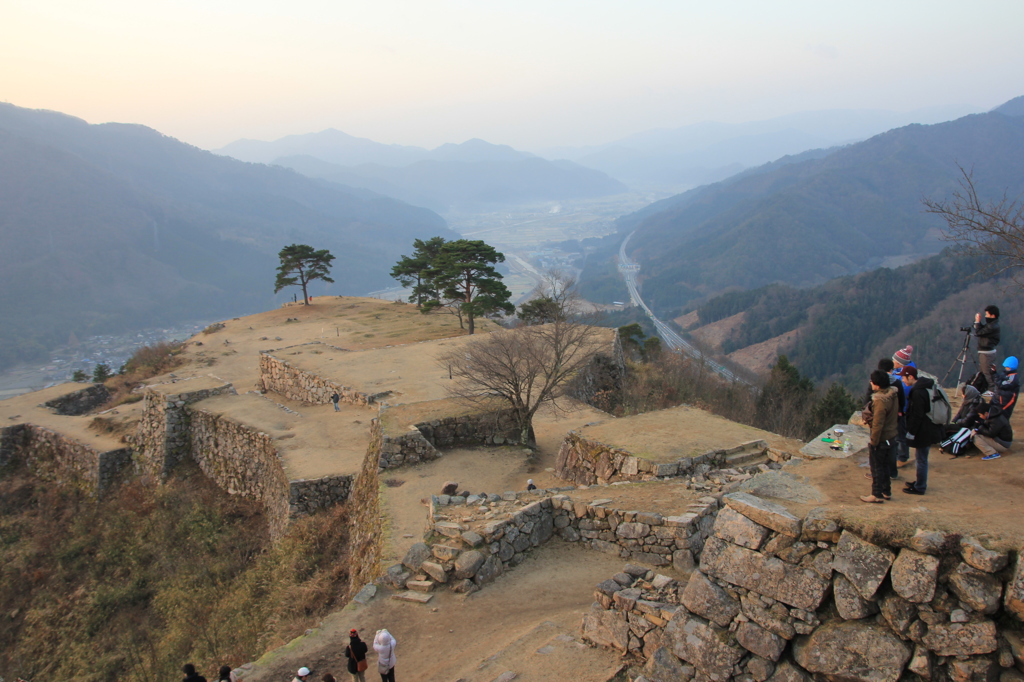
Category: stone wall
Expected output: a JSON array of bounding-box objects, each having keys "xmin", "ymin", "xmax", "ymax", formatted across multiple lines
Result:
[
  {"xmin": 257, "ymin": 348, "xmax": 386, "ymax": 406},
  {"xmin": 131, "ymin": 383, "xmax": 237, "ymax": 480},
  {"xmin": 43, "ymin": 384, "xmax": 110, "ymax": 415},
  {"xmin": 289, "ymin": 475, "xmax": 354, "ymax": 517},
  {"xmin": 581, "ymin": 491, "xmax": 1024, "ymax": 682},
  {"xmin": 0, "ymin": 423, "xmax": 131, "ymax": 495},
  {"xmin": 556, "ymin": 432, "xmax": 766, "ymax": 485},
  {"xmin": 381, "ymin": 487, "xmax": 723, "ymax": 596},
  {"xmin": 344, "ymin": 419, "xmax": 386, "ymax": 600},
  {"xmin": 186, "ymin": 408, "xmax": 292, "ymax": 539},
  {"xmin": 378, "ymin": 408, "xmax": 523, "ymax": 469}
]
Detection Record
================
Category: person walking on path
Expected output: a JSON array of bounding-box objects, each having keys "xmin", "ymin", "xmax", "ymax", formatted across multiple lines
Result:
[
  {"xmin": 902, "ymin": 367, "xmax": 946, "ymax": 495},
  {"xmin": 974, "ymin": 305, "xmax": 1001, "ymax": 390},
  {"xmin": 974, "ymin": 404, "xmax": 1013, "ymax": 460},
  {"xmin": 373, "ymin": 629, "xmax": 397, "ymax": 682},
  {"xmin": 183, "ymin": 664, "xmax": 208, "ymax": 682},
  {"xmin": 862, "ymin": 369, "xmax": 899, "ymax": 503},
  {"xmin": 345, "ymin": 629, "xmax": 370, "ymax": 682},
  {"xmin": 331, "ymin": 392, "xmax": 341, "ymax": 412}
]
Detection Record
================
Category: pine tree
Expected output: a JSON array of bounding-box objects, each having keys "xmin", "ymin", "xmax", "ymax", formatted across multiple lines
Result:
[
  {"xmin": 421, "ymin": 240, "xmax": 514, "ymax": 334},
  {"xmin": 274, "ymin": 244, "xmax": 335, "ymax": 305}
]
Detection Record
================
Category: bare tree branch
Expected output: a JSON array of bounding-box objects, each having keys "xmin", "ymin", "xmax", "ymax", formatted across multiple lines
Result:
[{"xmin": 925, "ymin": 165, "xmax": 1024, "ymax": 286}]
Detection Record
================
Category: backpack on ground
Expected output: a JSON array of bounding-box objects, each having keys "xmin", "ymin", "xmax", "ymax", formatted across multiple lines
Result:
[
  {"xmin": 924, "ymin": 382, "xmax": 952, "ymax": 426},
  {"xmin": 940, "ymin": 427, "xmax": 973, "ymax": 456}
]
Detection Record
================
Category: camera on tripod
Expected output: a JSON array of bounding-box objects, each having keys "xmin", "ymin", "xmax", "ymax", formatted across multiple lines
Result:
[{"xmin": 960, "ymin": 326, "xmax": 973, "ymax": 333}]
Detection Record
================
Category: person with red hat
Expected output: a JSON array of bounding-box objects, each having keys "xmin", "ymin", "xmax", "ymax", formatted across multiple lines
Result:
[{"xmin": 345, "ymin": 628, "xmax": 369, "ymax": 681}]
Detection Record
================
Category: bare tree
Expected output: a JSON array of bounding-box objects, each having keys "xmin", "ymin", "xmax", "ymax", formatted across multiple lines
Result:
[
  {"xmin": 440, "ymin": 279, "xmax": 603, "ymax": 446},
  {"xmin": 925, "ymin": 166, "xmax": 1024, "ymax": 283}
]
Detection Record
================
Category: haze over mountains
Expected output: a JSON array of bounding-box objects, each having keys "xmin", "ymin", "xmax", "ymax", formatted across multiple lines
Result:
[
  {"xmin": 582, "ymin": 99, "xmax": 1024, "ymax": 313},
  {"xmin": 217, "ymin": 134, "xmax": 627, "ymax": 212},
  {"xmin": 543, "ymin": 105, "xmax": 979, "ymax": 188},
  {"xmin": 0, "ymin": 103, "xmax": 454, "ymax": 371}
]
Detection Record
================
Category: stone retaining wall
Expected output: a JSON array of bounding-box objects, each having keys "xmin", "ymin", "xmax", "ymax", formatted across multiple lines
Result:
[
  {"xmin": 556, "ymin": 432, "xmax": 766, "ymax": 485},
  {"xmin": 581, "ymin": 492, "xmax": 1024, "ymax": 682},
  {"xmin": 186, "ymin": 408, "xmax": 292, "ymax": 538},
  {"xmin": 257, "ymin": 348, "xmax": 386, "ymax": 406},
  {"xmin": 289, "ymin": 475, "xmax": 354, "ymax": 518},
  {"xmin": 344, "ymin": 419, "xmax": 386, "ymax": 600},
  {"xmin": 0, "ymin": 423, "xmax": 131, "ymax": 495},
  {"xmin": 378, "ymin": 408, "xmax": 522, "ymax": 469},
  {"xmin": 381, "ymin": 488, "xmax": 723, "ymax": 595},
  {"xmin": 43, "ymin": 384, "xmax": 110, "ymax": 415},
  {"xmin": 132, "ymin": 382, "xmax": 237, "ymax": 480}
]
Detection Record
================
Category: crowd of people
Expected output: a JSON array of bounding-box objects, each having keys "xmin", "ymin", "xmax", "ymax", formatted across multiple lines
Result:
[
  {"xmin": 181, "ymin": 628, "xmax": 398, "ymax": 682},
  {"xmin": 861, "ymin": 305, "xmax": 1018, "ymax": 503}
]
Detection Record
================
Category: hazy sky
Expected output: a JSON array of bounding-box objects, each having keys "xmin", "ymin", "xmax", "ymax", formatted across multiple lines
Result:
[{"xmin": 3, "ymin": 0, "xmax": 1022, "ymax": 151}]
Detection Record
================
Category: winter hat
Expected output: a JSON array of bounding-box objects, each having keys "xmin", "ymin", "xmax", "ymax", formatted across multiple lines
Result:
[
  {"xmin": 893, "ymin": 345, "xmax": 913, "ymax": 365},
  {"xmin": 1004, "ymin": 356, "xmax": 1019, "ymax": 372},
  {"xmin": 298, "ymin": 667, "xmax": 311, "ymax": 678}
]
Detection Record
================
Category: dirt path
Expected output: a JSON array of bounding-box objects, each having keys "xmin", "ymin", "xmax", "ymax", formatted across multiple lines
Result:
[{"xmin": 243, "ymin": 540, "xmax": 627, "ymax": 682}]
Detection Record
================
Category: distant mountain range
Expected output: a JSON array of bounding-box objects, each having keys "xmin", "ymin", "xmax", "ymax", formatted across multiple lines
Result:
[
  {"xmin": 0, "ymin": 103, "xmax": 455, "ymax": 371},
  {"xmin": 216, "ymin": 134, "xmax": 627, "ymax": 211},
  {"xmin": 542, "ymin": 105, "xmax": 980, "ymax": 189},
  {"xmin": 579, "ymin": 98, "xmax": 1024, "ymax": 313}
]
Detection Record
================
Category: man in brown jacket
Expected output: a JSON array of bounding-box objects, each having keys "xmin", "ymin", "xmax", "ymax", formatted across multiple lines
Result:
[{"xmin": 863, "ymin": 369, "xmax": 899, "ymax": 503}]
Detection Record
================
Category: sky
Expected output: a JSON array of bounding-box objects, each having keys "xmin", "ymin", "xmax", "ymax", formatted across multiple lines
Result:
[{"xmin": 3, "ymin": 0, "xmax": 1023, "ymax": 151}]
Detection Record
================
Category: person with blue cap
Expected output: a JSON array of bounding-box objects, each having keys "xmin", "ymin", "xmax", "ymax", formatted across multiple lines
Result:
[{"xmin": 993, "ymin": 356, "xmax": 1019, "ymax": 419}]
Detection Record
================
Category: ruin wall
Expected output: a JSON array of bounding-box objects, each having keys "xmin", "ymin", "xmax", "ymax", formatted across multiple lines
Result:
[{"xmin": 0, "ymin": 423, "xmax": 130, "ymax": 495}]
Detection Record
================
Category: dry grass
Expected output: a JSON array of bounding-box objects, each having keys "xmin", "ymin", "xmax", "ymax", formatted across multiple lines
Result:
[{"xmin": 0, "ymin": 464, "xmax": 354, "ymax": 682}]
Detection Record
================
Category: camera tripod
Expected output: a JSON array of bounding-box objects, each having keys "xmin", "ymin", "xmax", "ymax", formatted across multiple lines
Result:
[{"xmin": 942, "ymin": 328, "xmax": 977, "ymax": 397}]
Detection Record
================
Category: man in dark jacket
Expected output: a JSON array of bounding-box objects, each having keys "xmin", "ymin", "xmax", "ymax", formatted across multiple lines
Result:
[
  {"xmin": 974, "ymin": 305, "xmax": 1000, "ymax": 390},
  {"xmin": 974, "ymin": 404, "xmax": 1013, "ymax": 461},
  {"xmin": 182, "ymin": 664, "xmax": 208, "ymax": 682},
  {"xmin": 994, "ymin": 356, "xmax": 1019, "ymax": 419},
  {"xmin": 902, "ymin": 367, "xmax": 945, "ymax": 495},
  {"xmin": 862, "ymin": 369, "xmax": 899, "ymax": 503}
]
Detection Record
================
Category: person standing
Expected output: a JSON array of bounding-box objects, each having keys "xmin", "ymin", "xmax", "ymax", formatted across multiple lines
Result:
[
  {"xmin": 345, "ymin": 629, "xmax": 369, "ymax": 682},
  {"xmin": 974, "ymin": 305, "xmax": 1001, "ymax": 390},
  {"xmin": 182, "ymin": 664, "xmax": 208, "ymax": 682},
  {"xmin": 862, "ymin": 369, "xmax": 898, "ymax": 503},
  {"xmin": 294, "ymin": 667, "xmax": 313, "ymax": 682},
  {"xmin": 902, "ymin": 367, "xmax": 946, "ymax": 495},
  {"xmin": 331, "ymin": 392, "xmax": 341, "ymax": 412},
  {"xmin": 891, "ymin": 346, "xmax": 915, "ymax": 470},
  {"xmin": 373, "ymin": 629, "xmax": 397, "ymax": 682}
]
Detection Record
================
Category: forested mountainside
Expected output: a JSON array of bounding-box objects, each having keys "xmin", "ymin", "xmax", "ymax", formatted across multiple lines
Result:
[
  {"xmin": 580, "ymin": 102, "xmax": 1024, "ymax": 312},
  {"xmin": 0, "ymin": 104, "xmax": 454, "ymax": 370},
  {"xmin": 687, "ymin": 250, "xmax": 1024, "ymax": 387}
]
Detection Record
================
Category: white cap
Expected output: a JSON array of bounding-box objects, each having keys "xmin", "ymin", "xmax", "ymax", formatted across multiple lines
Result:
[{"xmin": 298, "ymin": 667, "xmax": 311, "ymax": 677}]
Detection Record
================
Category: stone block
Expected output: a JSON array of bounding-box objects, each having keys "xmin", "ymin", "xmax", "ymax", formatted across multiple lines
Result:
[
  {"xmin": 456, "ymin": 548, "xmax": 487, "ymax": 577},
  {"xmin": 748, "ymin": 656, "xmax": 776, "ymax": 682},
  {"xmin": 723, "ymin": 492, "xmax": 802, "ymax": 537},
  {"xmin": 767, "ymin": 661, "xmax": 810, "ymax": 682},
  {"xmin": 949, "ymin": 563, "xmax": 1004, "ymax": 614},
  {"xmin": 402, "ymin": 542, "xmax": 432, "ymax": 571},
  {"xmin": 834, "ymin": 573, "xmax": 879, "ymax": 620},
  {"xmin": 961, "ymin": 537, "xmax": 1010, "ymax": 573},
  {"xmin": 616, "ymin": 522, "xmax": 650, "ymax": 539},
  {"xmin": 877, "ymin": 590, "xmax": 916, "ymax": 636},
  {"xmin": 473, "ymin": 555, "xmax": 503, "ymax": 586},
  {"xmin": 714, "ymin": 506, "xmax": 771, "ymax": 550},
  {"xmin": 432, "ymin": 544, "xmax": 461, "ymax": 562},
  {"xmin": 613, "ymin": 588, "xmax": 642, "ymax": 611},
  {"xmin": 420, "ymin": 561, "xmax": 448, "ymax": 584},
  {"xmin": 736, "ymin": 621, "xmax": 786, "ymax": 661},
  {"xmin": 891, "ymin": 549, "xmax": 940, "ymax": 603},
  {"xmin": 921, "ymin": 620, "xmax": 999, "ymax": 656},
  {"xmin": 793, "ymin": 619, "xmax": 911, "ymax": 682},
  {"xmin": 699, "ymin": 536, "xmax": 830, "ymax": 611},
  {"xmin": 832, "ymin": 530, "xmax": 895, "ymax": 600},
  {"xmin": 800, "ymin": 507, "xmax": 841, "ymax": 543},
  {"xmin": 909, "ymin": 529, "xmax": 952, "ymax": 555},
  {"xmin": 450, "ymin": 578, "xmax": 477, "ymax": 594},
  {"xmin": 581, "ymin": 603, "xmax": 630, "ymax": 651},
  {"xmin": 406, "ymin": 579, "xmax": 434, "ymax": 592},
  {"xmin": 907, "ymin": 644, "xmax": 933, "ymax": 679},
  {"xmin": 643, "ymin": 646, "xmax": 690, "ymax": 682},
  {"xmin": 434, "ymin": 521, "xmax": 463, "ymax": 538},
  {"xmin": 741, "ymin": 593, "xmax": 796, "ymax": 640},
  {"xmin": 680, "ymin": 570, "xmax": 740, "ymax": 628},
  {"xmin": 673, "ymin": 549, "xmax": 696, "ymax": 573},
  {"xmin": 664, "ymin": 609, "xmax": 744, "ymax": 682},
  {"xmin": 462, "ymin": 530, "xmax": 484, "ymax": 547},
  {"xmin": 1008, "ymin": 552, "xmax": 1024, "ymax": 621},
  {"xmin": 637, "ymin": 512, "xmax": 664, "ymax": 526}
]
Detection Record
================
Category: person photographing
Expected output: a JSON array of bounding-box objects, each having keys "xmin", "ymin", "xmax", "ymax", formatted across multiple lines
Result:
[{"xmin": 974, "ymin": 305, "xmax": 1000, "ymax": 390}]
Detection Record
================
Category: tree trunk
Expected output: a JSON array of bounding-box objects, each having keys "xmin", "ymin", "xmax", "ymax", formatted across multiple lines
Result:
[{"xmin": 301, "ymin": 281, "xmax": 309, "ymax": 305}]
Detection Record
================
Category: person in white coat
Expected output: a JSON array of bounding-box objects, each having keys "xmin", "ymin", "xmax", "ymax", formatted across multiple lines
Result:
[{"xmin": 373, "ymin": 629, "xmax": 397, "ymax": 682}]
